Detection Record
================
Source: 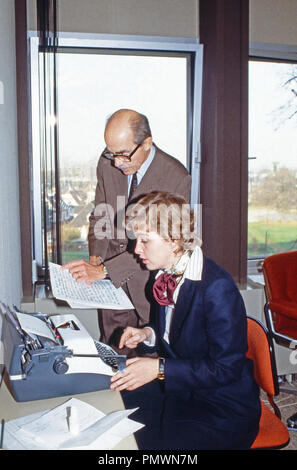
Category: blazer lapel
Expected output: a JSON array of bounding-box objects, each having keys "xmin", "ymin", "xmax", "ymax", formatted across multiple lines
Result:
[
  {"xmin": 107, "ymin": 164, "xmax": 128, "ymax": 239},
  {"xmin": 112, "ymin": 166, "xmax": 128, "ymax": 201},
  {"xmin": 169, "ymin": 279, "xmax": 199, "ymax": 345},
  {"xmin": 132, "ymin": 147, "xmax": 163, "ymax": 198},
  {"xmin": 157, "ymin": 304, "xmax": 165, "ymax": 335},
  {"xmin": 157, "ymin": 305, "xmax": 179, "ymax": 358}
]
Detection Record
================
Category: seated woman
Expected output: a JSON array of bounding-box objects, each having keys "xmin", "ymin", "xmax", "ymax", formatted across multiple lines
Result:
[{"xmin": 110, "ymin": 191, "xmax": 261, "ymax": 450}]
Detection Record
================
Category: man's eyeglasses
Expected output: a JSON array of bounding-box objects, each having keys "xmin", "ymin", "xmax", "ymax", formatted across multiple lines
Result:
[{"xmin": 102, "ymin": 140, "xmax": 144, "ymax": 162}]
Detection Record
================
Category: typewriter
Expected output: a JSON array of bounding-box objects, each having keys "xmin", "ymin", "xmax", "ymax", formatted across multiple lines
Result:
[{"xmin": 0, "ymin": 303, "xmax": 126, "ymax": 402}]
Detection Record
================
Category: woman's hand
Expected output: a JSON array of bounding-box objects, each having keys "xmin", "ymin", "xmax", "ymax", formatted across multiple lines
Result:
[
  {"xmin": 110, "ymin": 357, "xmax": 159, "ymax": 391},
  {"xmin": 119, "ymin": 326, "xmax": 152, "ymax": 350}
]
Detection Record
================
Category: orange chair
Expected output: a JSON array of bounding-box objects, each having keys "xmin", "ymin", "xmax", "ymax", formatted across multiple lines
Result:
[
  {"xmin": 246, "ymin": 316, "xmax": 290, "ymax": 449},
  {"xmin": 263, "ymin": 250, "xmax": 297, "ymax": 346}
]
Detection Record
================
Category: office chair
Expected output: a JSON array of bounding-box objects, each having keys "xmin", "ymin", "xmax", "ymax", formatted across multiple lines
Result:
[
  {"xmin": 246, "ymin": 316, "xmax": 290, "ymax": 449},
  {"xmin": 263, "ymin": 251, "xmax": 297, "ymax": 400},
  {"xmin": 263, "ymin": 250, "xmax": 297, "ymax": 346}
]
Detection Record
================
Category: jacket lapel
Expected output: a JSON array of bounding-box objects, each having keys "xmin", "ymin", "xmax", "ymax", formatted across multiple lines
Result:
[
  {"xmin": 132, "ymin": 147, "xmax": 163, "ymax": 198},
  {"xmin": 112, "ymin": 165, "xmax": 128, "ymax": 201},
  {"xmin": 168, "ymin": 279, "xmax": 199, "ymax": 345},
  {"xmin": 157, "ymin": 305, "xmax": 178, "ymax": 358},
  {"xmin": 158, "ymin": 305, "xmax": 166, "ymax": 336},
  {"xmin": 105, "ymin": 163, "xmax": 128, "ymax": 240}
]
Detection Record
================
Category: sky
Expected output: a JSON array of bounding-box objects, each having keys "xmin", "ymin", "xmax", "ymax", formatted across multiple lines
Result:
[
  {"xmin": 33, "ymin": 52, "xmax": 297, "ymax": 174},
  {"xmin": 56, "ymin": 53, "xmax": 188, "ymax": 169},
  {"xmin": 249, "ymin": 61, "xmax": 297, "ymax": 172}
]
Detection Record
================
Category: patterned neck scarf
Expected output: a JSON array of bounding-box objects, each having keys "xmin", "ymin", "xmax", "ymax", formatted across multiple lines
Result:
[{"xmin": 152, "ymin": 251, "xmax": 191, "ymax": 306}]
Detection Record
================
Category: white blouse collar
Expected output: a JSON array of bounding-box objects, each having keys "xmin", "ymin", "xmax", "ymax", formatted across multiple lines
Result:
[
  {"xmin": 156, "ymin": 246, "xmax": 203, "ymax": 281},
  {"xmin": 183, "ymin": 245, "xmax": 203, "ymax": 281}
]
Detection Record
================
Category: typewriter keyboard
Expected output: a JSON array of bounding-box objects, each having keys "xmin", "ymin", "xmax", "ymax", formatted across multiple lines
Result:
[{"xmin": 93, "ymin": 340, "xmax": 119, "ymax": 368}]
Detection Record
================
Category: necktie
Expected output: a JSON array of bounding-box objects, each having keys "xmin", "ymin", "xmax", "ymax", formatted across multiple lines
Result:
[
  {"xmin": 153, "ymin": 273, "xmax": 179, "ymax": 306},
  {"xmin": 128, "ymin": 172, "xmax": 138, "ymax": 201}
]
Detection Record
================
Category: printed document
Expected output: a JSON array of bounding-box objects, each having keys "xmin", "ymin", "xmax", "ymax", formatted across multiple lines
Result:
[{"xmin": 49, "ymin": 262, "xmax": 134, "ymax": 310}]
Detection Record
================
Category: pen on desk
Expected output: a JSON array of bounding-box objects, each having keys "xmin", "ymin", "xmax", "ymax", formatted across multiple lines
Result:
[
  {"xmin": 68, "ymin": 406, "xmax": 79, "ymax": 436},
  {"xmin": 0, "ymin": 419, "xmax": 5, "ymax": 449}
]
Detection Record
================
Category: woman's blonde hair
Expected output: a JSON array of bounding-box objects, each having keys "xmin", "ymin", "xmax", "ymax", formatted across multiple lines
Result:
[{"xmin": 125, "ymin": 191, "xmax": 202, "ymax": 252}]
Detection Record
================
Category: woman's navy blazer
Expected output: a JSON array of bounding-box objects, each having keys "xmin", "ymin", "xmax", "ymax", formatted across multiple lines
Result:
[{"xmin": 149, "ymin": 255, "xmax": 261, "ymax": 433}]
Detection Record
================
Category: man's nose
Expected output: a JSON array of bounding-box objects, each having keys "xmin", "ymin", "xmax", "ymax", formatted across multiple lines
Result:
[
  {"xmin": 114, "ymin": 157, "xmax": 129, "ymax": 169},
  {"xmin": 113, "ymin": 157, "xmax": 123, "ymax": 167}
]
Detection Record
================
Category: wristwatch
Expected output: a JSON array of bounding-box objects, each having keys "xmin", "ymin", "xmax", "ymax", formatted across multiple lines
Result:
[
  {"xmin": 157, "ymin": 357, "xmax": 165, "ymax": 380},
  {"xmin": 102, "ymin": 264, "xmax": 108, "ymax": 277}
]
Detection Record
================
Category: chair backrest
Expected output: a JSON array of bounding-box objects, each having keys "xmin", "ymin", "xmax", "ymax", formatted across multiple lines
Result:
[
  {"xmin": 263, "ymin": 250, "xmax": 297, "ymax": 303},
  {"xmin": 263, "ymin": 251, "xmax": 297, "ymax": 336},
  {"xmin": 246, "ymin": 316, "xmax": 279, "ymax": 397}
]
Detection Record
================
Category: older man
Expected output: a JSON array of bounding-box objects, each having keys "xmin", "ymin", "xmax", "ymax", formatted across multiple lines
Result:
[{"xmin": 64, "ymin": 109, "xmax": 191, "ymax": 352}]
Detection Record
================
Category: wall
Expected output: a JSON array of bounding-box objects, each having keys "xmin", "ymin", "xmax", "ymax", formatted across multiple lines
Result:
[
  {"xmin": 250, "ymin": 0, "xmax": 297, "ymax": 46},
  {"xmin": 27, "ymin": 0, "xmax": 297, "ymax": 46},
  {"xmin": 0, "ymin": 0, "xmax": 22, "ymax": 381},
  {"xmin": 27, "ymin": 0, "xmax": 199, "ymax": 37},
  {"xmin": 0, "ymin": 1, "xmax": 22, "ymax": 308}
]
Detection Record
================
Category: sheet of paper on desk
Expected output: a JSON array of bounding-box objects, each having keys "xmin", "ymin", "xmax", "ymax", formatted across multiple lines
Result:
[
  {"xmin": 4, "ymin": 398, "xmax": 143, "ymax": 450},
  {"xmin": 49, "ymin": 262, "xmax": 134, "ymax": 310},
  {"xmin": 3, "ymin": 410, "xmax": 50, "ymax": 450}
]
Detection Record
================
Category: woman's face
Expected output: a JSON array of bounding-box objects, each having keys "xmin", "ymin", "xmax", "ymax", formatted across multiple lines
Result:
[{"xmin": 134, "ymin": 230, "xmax": 179, "ymax": 271}]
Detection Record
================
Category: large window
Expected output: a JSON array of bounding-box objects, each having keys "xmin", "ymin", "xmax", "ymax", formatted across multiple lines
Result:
[
  {"xmin": 30, "ymin": 36, "xmax": 203, "ymax": 277},
  {"xmin": 248, "ymin": 60, "xmax": 297, "ymax": 260},
  {"xmin": 58, "ymin": 51, "xmax": 189, "ymax": 264}
]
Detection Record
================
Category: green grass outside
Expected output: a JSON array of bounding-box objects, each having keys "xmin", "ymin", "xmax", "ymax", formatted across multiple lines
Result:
[
  {"xmin": 62, "ymin": 251, "xmax": 89, "ymax": 264},
  {"xmin": 248, "ymin": 221, "xmax": 297, "ymax": 257},
  {"xmin": 60, "ymin": 223, "xmax": 297, "ymax": 262}
]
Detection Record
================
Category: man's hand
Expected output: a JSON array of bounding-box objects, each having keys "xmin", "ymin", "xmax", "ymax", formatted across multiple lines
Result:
[
  {"xmin": 119, "ymin": 326, "xmax": 152, "ymax": 350},
  {"xmin": 89, "ymin": 255, "xmax": 101, "ymax": 266},
  {"xmin": 110, "ymin": 357, "xmax": 159, "ymax": 391},
  {"xmin": 62, "ymin": 259, "xmax": 106, "ymax": 285}
]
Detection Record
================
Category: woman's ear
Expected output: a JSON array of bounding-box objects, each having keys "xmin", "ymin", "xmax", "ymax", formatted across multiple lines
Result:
[{"xmin": 172, "ymin": 239, "xmax": 182, "ymax": 255}]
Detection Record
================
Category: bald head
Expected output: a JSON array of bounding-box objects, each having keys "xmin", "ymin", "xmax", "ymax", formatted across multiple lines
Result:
[{"xmin": 105, "ymin": 109, "xmax": 152, "ymax": 145}]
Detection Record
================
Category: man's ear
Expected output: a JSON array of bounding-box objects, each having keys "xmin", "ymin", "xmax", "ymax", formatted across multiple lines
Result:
[{"xmin": 143, "ymin": 136, "xmax": 153, "ymax": 152}]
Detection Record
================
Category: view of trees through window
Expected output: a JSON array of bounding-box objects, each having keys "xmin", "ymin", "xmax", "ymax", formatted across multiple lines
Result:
[{"xmin": 248, "ymin": 60, "xmax": 297, "ymax": 259}]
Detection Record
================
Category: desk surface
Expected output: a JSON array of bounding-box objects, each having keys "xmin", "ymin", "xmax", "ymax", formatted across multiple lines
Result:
[{"xmin": 0, "ymin": 378, "xmax": 138, "ymax": 450}]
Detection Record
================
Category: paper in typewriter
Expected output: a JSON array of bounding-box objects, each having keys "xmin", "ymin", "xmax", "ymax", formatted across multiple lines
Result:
[{"xmin": 49, "ymin": 262, "xmax": 134, "ymax": 310}]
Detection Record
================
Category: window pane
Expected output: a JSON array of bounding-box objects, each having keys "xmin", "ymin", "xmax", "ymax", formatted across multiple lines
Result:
[
  {"xmin": 248, "ymin": 61, "xmax": 297, "ymax": 259},
  {"xmin": 56, "ymin": 52, "xmax": 189, "ymax": 264}
]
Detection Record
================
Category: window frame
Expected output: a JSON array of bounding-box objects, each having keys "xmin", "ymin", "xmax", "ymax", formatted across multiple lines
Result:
[
  {"xmin": 247, "ymin": 42, "xmax": 297, "ymax": 275},
  {"xmin": 29, "ymin": 32, "xmax": 203, "ymax": 276}
]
